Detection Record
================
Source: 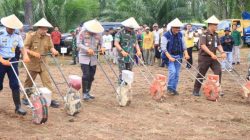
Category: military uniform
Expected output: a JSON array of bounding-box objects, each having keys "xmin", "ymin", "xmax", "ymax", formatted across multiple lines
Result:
[
  {"xmin": 115, "ymin": 29, "xmax": 138, "ymax": 81},
  {"xmin": 71, "ymin": 35, "xmax": 78, "ymax": 64},
  {"xmin": 193, "ymin": 30, "xmax": 222, "ymax": 93},
  {"xmin": 24, "ymin": 31, "xmax": 54, "ymax": 96},
  {"xmin": 0, "ymin": 29, "xmax": 25, "ymax": 114}
]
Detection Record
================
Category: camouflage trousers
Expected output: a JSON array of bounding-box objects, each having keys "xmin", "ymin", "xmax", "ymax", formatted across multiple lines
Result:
[{"xmin": 118, "ymin": 59, "xmax": 133, "ymax": 84}]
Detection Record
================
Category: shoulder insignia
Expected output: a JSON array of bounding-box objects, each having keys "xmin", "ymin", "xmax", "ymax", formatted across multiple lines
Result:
[{"xmin": 0, "ymin": 31, "xmax": 4, "ymax": 35}]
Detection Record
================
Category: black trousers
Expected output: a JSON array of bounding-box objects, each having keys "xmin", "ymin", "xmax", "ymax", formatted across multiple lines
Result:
[
  {"xmin": 0, "ymin": 58, "xmax": 21, "ymax": 108},
  {"xmin": 81, "ymin": 64, "xmax": 96, "ymax": 94},
  {"xmin": 186, "ymin": 47, "xmax": 193, "ymax": 68},
  {"xmin": 193, "ymin": 56, "xmax": 222, "ymax": 92}
]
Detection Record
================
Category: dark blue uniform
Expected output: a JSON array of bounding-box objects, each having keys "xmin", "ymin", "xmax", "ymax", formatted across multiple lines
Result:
[{"xmin": 0, "ymin": 29, "xmax": 24, "ymax": 112}]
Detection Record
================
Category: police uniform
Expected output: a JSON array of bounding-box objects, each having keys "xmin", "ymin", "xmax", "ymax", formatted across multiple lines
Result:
[
  {"xmin": 0, "ymin": 29, "xmax": 26, "ymax": 114},
  {"xmin": 77, "ymin": 19, "xmax": 104, "ymax": 100}
]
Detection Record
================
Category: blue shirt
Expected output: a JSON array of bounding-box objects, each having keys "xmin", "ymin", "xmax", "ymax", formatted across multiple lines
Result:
[{"xmin": 0, "ymin": 29, "xmax": 24, "ymax": 58}]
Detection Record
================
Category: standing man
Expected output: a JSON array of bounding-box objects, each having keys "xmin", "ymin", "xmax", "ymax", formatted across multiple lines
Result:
[
  {"xmin": 184, "ymin": 23, "xmax": 194, "ymax": 69},
  {"xmin": 114, "ymin": 17, "xmax": 142, "ymax": 83},
  {"xmin": 221, "ymin": 27, "xmax": 234, "ymax": 71},
  {"xmin": 153, "ymin": 23, "xmax": 161, "ymax": 66},
  {"xmin": 77, "ymin": 19, "xmax": 105, "ymax": 101},
  {"xmin": 51, "ymin": 26, "xmax": 61, "ymax": 53},
  {"xmin": 102, "ymin": 30, "xmax": 113, "ymax": 61},
  {"xmin": 161, "ymin": 18, "xmax": 189, "ymax": 95},
  {"xmin": 142, "ymin": 27, "xmax": 154, "ymax": 65},
  {"xmin": 193, "ymin": 15, "xmax": 226, "ymax": 96},
  {"xmin": 22, "ymin": 18, "xmax": 60, "ymax": 108},
  {"xmin": 70, "ymin": 29, "xmax": 78, "ymax": 65},
  {"xmin": 0, "ymin": 14, "xmax": 30, "ymax": 115},
  {"xmin": 231, "ymin": 24, "xmax": 241, "ymax": 65}
]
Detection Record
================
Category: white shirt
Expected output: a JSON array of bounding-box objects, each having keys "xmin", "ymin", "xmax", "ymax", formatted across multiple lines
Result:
[
  {"xmin": 102, "ymin": 34, "xmax": 113, "ymax": 50},
  {"xmin": 153, "ymin": 30, "xmax": 160, "ymax": 45}
]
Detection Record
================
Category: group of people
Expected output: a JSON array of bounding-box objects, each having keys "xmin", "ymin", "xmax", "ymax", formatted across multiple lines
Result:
[{"xmin": 0, "ymin": 13, "xmax": 245, "ymax": 118}]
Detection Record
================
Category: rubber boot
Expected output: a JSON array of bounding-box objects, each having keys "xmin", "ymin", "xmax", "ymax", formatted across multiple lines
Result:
[{"xmin": 12, "ymin": 90, "xmax": 26, "ymax": 116}]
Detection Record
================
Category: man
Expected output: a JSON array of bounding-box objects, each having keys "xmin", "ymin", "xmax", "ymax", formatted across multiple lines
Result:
[
  {"xmin": 184, "ymin": 23, "xmax": 194, "ymax": 69},
  {"xmin": 142, "ymin": 27, "xmax": 154, "ymax": 65},
  {"xmin": 114, "ymin": 17, "xmax": 142, "ymax": 83},
  {"xmin": 77, "ymin": 19, "xmax": 105, "ymax": 101},
  {"xmin": 231, "ymin": 24, "xmax": 241, "ymax": 65},
  {"xmin": 22, "ymin": 18, "xmax": 60, "ymax": 108},
  {"xmin": 70, "ymin": 29, "xmax": 78, "ymax": 65},
  {"xmin": 0, "ymin": 14, "xmax": 30, "ymax": 115},
  {"xmin": 102, "ymin": 30, "xmax": 113, "ymax": 61},
  {"xmin": 51, "ymin": 26, "xmax": 61, "ymax": 53},
  {"xmin": 161, "ymin": 18, "xmax": 189, "ymax": 95},
  {"xmin": 153, "ymin": 23, "xmax": 161, "ymax": 66},
  {"xmin": 193, "ymin": 15, "xmax": 226, "ymax": 96},
  {"xmin": 160, "ymin": 24, "xmax": 168, "ymax": 68},
  {"xmin": 221, "ymin": 28, "xmax": 234, "ymax": 71},
  {"xmin": 112, "ymin": 27, "xmax": 119, "ymax": 64}
]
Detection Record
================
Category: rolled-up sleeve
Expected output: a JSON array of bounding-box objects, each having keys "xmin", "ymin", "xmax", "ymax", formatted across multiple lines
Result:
[
  {"xmin": 77, "ymin": 30, "xmax": 89, "ymax": 51},
  {"xmin": 160, "ymin": 36, "xmax": 168, "ymax": 53}
]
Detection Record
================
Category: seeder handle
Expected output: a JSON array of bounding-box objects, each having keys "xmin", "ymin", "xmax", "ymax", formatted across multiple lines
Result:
[{"xmin": 10, "ymin": 61, "xmax": 34, "ymax": 108}]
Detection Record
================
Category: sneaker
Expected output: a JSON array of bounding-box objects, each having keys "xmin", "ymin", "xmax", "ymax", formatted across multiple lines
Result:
[
  {"xmin": 88, "ymin": 93, "xmax": 95, "ymax": 99},
  {"xmin": 167, "ymin": 89, "xmax": 175, "ymax": 95},
  {"xmin": 193, "ymin": 92, "xmax": 201, "ymax": 96},
  {"xmin": 83, "ymin": 93, "xmax": 90, "ymax": 101},
  {"xmin": 22, "ymin": 98, "xmax": 29, "ymax": 106},
  {"xmin": 173, "ymin": 90, "xmax": 179, "ymax": 96}
]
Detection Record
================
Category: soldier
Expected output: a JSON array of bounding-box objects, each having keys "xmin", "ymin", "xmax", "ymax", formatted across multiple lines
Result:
[
  {"xmin": 70, "ymin": 29, "xmax": 78, "ymax": 65},
  {"xmin": 0, "ymin": 14, "xmax": 30, "ymax": 115},
  {"xmin": 193, "ymin": 15, "xmax": 226, "ymax": 96},
  {"xmin": 22, "ymin": 18, "xmax": 60, "ymax": 108},
  {"xmin": 77, "ymin": 19, "xmax": 105, "ymax": 101},
  {"xmin": 114, "ymin": 17, "xmax": 142, "ymax": 83}
]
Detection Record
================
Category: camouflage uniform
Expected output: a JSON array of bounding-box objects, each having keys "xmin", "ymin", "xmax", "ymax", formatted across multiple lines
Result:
[
  {"xmin": 71, "ymin": 36, "xmax": 78, "ymax": 64},
  {"xmin": 115, "ymin": 29, "xmax": 137, "ymax": 82}
]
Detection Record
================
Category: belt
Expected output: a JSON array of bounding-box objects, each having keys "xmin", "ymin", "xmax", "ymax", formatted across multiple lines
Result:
[{"xmin": 3, "ymin": 57, "xmax": 15, "ymax": 61}]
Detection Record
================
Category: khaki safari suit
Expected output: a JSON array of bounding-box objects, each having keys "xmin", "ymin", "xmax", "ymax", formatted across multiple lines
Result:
[{"xmin": 24, "ymin": 31, "xmax": 54, "ymax": 97}]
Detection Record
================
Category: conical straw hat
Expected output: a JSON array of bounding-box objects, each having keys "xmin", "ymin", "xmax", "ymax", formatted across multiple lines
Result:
[
  {"xmin": 84, "ymin": 19, "xmax": 104, "ymax": 34},
  {"xmin": 33, "ymin": 18, "xmax": 53, "ymax": 28},
  {"xmin": 170, "ymin": 18, "xmax": 183, "ymax": 27},
  {"xmin": 205, "ymin": 15, "xmax": 220, "ymax": 24},
  {"xmin": 121, "ymin": 17, "xmax": 140, "ymax": 29},
  {"xmin": 1, "ymin": 14, "xmax": 23, "ymax": 29}
]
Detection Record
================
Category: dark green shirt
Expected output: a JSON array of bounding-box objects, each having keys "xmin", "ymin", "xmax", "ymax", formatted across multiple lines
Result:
[
  {"xmin": 115, "ymin": 29, "xmax": 137, "ymax": 62},
  {"xmin": 231, "ymin": 30, "xmax": 241, "ymax": 46}
]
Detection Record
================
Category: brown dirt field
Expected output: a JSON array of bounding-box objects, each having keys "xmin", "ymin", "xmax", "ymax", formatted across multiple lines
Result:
[{"xmin": 1, "ymin": 49, "xmax": 250, "ymax": 140}]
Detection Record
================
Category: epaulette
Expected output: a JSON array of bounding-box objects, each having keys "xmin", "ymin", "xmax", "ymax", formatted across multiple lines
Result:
[{"xmin": 0, "ymin": 31, "xmax": 4, "ymax": 35}]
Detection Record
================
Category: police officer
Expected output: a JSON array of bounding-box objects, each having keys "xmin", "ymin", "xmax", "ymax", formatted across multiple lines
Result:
[
  {"xmin": 193, "ymin": 15, "xmax": 226, "ymax": 96},
  {"xmin": 114, "ymin": 17, "xmax": 142, "ymax": 83},
  {"xmin": 0, "ymin": 14, "xmax": 30, "ymax": 115},
  {"xmin": 22, "ymin": 18, "xmax": 60, "ymax": 108},
  {"xmin": 77, "ymin": 19, "xmax": 105, "ymax": 100}
]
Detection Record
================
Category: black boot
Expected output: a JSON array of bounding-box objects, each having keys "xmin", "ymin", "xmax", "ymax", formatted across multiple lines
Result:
[
  {"xmin": 12, "ymin": 90, "xmax": 26, "ymax": 116},
  {"xmin": 50, "ymin": 100, "xmax": 60, "ymax": 108}
]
